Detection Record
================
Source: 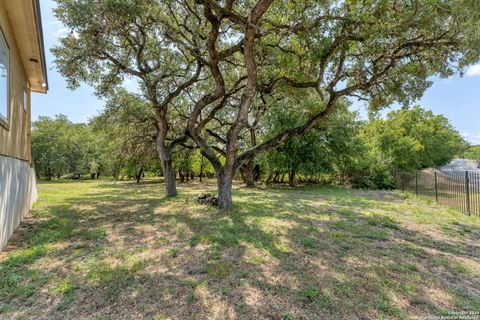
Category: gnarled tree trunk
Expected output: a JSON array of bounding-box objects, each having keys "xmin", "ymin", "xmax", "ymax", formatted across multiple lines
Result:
[
  {"xmin": 217, "ymin": 170, "xmax": 234, "ymax": 209},
  {"xmin": 156, "ymin": 135, "xmax": 177, "ymax": 197},
  {"xmin": 186, "ymin": 0, "xmax": 272, "ymax": 209},
  {"xmin": 162, "ymin": 157, "xmax": 177, "ymax": 196}
]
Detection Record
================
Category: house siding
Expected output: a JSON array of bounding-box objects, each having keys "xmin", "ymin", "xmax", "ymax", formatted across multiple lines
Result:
[
  {"xmin": 0, "ymin": 2, "xmax": 37, "ymax": 251},
  {"xmin": 0, "ymin": 2, "xmax": 32, "ymax": 163},
  {"xmin": 0, "ymin": 155, "xmax": 37, "ymax": 250}
]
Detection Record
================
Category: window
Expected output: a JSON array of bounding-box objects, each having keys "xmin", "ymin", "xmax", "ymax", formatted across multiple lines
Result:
[
  {"xmin": 0, "ymin": 28, "xmax": 8, "ymax": 127},
  {"xmin": 23, "ymin": 86, "xmax": 27, "ymax": 113}
]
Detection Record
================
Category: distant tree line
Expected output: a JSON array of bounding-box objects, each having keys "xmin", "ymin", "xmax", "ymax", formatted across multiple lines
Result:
[
  {"xmin": 463, "ymin": 145, "xmax": 480, "ymax": 163},
  {"xmin": 32, "ymin": 104, "xmax": 467, "ymax": 188},
  {"xmin": 32, "ymin": 115, "xmax": 100, "ymax": 180},
  {"xmin": 259, "ymin": 105, "xmax": 467, "ymax": 189}
]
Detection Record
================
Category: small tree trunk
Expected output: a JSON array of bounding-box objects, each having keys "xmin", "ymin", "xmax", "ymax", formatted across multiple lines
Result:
[
  {"xmin": 217, "ymin": 171, "xmax": 234, "ymax": 209},
  {"xmin": 266, "ymin": 173, "xmax": 273, "ymax": 184},
  {"xmin": 244, "ymin": 127, "xmax": 258, "ymax": 188},
  {"xmin": 239, "ymin": 169, "xmax": 246, "ymax": 183},
  {"xmin": 289, "ymin": 169, "xmax": 296, "ymax": 187},
  {"xmin": 272, "ymin": 173, "xmax": 279, "ymax": 183},
  {"xmin": 199, "ymin": 156, "xmax": 206, "ymax": 182},
  {"xmin": 254, "ymin": 164, "xmax": 260, "ymax": 181},
  {"xmin": 136, "ymin": 167, "xmax": 143, "ymax": 184},
  {"xmin": 244, "ymin": 159, "xmax": 255, "ymax": 188}
]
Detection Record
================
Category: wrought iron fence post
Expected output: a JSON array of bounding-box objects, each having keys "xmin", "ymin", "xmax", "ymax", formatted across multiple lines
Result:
[
  {"xmin": 434, "ymin": 171, "xmax": 438, "ymax": 202},
  {"xmin": 465, "ymin": 171, "xmax": 471, "ymax": 215},
  {"xmin": 415, "ymin": 171, "xmax": 418, "ymax": 196}
]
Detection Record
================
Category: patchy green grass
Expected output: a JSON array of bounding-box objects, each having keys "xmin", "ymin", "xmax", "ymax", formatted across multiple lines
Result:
[{"xmin": 1, "ymin": 178, "xmax": 480, "ymax": 319}]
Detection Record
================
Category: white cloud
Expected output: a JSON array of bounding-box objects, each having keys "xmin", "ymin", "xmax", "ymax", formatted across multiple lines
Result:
[
  {"xmin": 55, "ymin": 28, "xmax": 79, "ymax": 39},
  {"xmin": 472, "ymin": 134, "xmax": 480, "ymax": 145},
  {"xmin": 55, "ymin": 27, "xmax": 68, "ymax": 38},
  {"xmin": 466, "ymin": 64, "xmax": 480, "ymax": 77},
  {"xmin": 462, "ymin": 132, "xmax": 480, "ymax": 145},
  {"xmin": 45, "ymin": 20, "xmax": 62, "ymax": 26}
]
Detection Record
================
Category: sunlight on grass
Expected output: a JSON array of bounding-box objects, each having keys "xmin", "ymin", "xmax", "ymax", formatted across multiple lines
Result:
[{"xmin": 0, "ymin": 178, "xmax": 479, "ymax": 319}]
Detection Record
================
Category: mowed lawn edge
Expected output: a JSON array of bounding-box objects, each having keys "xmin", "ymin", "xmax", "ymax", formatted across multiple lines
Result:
[{"xmin": 1, "ymin": 178, "xmax": 479, "ymax": 320}]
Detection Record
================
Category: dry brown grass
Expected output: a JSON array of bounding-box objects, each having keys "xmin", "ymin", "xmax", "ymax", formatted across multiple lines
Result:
[{"xmin": 1, "ymin": 178, "xmax": 479, "ymax": 319}]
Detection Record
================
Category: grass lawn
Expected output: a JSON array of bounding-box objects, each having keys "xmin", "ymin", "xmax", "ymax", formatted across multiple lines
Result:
[{"xmin": 1, "ymin": 179, "xmax": 479, "ymax": 319}]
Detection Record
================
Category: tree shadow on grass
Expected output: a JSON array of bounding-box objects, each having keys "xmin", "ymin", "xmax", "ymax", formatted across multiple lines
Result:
[{"xmin": 1, "ymin": 181, "xmax": 479, "ymax": 319}]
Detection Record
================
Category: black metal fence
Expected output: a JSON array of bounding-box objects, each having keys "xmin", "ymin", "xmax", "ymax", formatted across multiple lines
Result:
[{"xmin": 394, "ymin": 170, "xmax": 480, "ymax": 216}]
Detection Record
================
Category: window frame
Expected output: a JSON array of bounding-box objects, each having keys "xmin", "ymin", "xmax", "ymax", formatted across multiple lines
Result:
[{"xmin": 0, "ymin": 25, "xmax": 9, "ymax": 130}]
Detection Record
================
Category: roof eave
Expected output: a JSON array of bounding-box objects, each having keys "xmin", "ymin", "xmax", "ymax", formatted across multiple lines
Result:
[{"xmin": 32, "ymin": 0, "xmax": 48, "ymax": 93}]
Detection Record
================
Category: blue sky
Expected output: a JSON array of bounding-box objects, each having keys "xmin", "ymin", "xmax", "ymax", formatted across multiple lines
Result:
[{"xmin": 32, "ymin": 0, "xmax": 480, "ymax": 145}]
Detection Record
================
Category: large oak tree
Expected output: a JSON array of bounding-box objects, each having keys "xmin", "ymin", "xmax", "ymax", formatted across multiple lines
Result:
[
  {"xmin": 180, "ymin": 0, "xmax": 480, "ymax": 207},
  {"xmin": 53, "ymin": 0, "xmax": 480, "ymax": 208},
  {"xmin": 52, "ymin": 0, "xmax": 201, "ymax": 196}
]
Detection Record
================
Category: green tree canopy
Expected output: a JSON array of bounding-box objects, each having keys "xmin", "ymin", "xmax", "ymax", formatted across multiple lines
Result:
[
  {"xmin": 52, "ymin": 0, "xmax": 480, "ymax": 207},
  {"xmin": 32, "ymin": 115, "xmax": 96, "ymax": 179},
  {"xmin": 260, "ymin": 99, "xmax": 363, "ymax": 186},
  {"xmin": 361, "ymin": 106, "xmax": 467, "ymax": 172},
  {"xmin": 463, "ymin": 145, "xmax": 480, "ymax": 161},
  {"xmin": 90, "ymin": 90, "xmax": 159, "ymax": 182}
]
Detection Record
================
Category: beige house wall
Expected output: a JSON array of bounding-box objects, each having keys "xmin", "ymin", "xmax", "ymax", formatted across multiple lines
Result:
[
  {"xmin": 0, "ymin": 155, "xmax": 37, "ymax": 250},
  {"xmin": 0, "ymin": 3, "xmax": 32, "ymax": 164},
  {"xmin": 0, "ymin": 0, "xmax": 44, "ymax": 251}
]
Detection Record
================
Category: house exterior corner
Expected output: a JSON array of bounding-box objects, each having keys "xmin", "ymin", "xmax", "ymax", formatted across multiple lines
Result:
[{"xmin": 0, "ymin": 0, "xmax": 47, "ymax": 251}]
